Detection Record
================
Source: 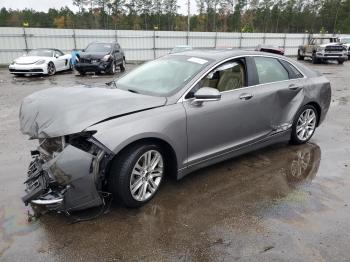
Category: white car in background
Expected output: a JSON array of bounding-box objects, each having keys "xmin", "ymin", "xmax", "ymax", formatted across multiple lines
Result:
[
  {"xmin": 339, "ymin": 37, "xmax": 350, "ymax": 59},
  {"xmin": 9, "ymin": 48, "xmax": 72, "ymax": 76}
]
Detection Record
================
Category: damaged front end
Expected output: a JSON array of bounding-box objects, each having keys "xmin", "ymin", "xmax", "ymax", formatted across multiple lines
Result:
[{"xmin": 22, "ymin": 132, "xmax": 114, "ymax": 213}]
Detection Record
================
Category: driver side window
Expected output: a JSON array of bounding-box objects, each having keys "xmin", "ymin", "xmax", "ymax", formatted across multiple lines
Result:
[
  {"xmin": 186, "ymin": 58, "xmax": 246, "ymax": 99},
  {"xmin": 54, "ymin": 50, "xmax": 63, "ymax": 57}
]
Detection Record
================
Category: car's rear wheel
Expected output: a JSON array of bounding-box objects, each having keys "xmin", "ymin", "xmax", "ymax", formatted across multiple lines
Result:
[
  {"xmin": 78, "ymin": 71, "xmax": 85, "ymax": 76},
  {"xmin": 47, "ymin": 62, "xmax": 56, "ymax": 75},
  {"xmin": 120, "ymin": 58, "xmax": 126, "ymax": 72},
  {"xmin": 290, "ymin": 105, "xmax": 318, "ymax": 145},
  {"xmin": 297, "ymin": 50, "xmax": 304, "ymax": 60},
  {"xmin": 108, "ymin": 143, "xmax": 165, "ymax": 208}
]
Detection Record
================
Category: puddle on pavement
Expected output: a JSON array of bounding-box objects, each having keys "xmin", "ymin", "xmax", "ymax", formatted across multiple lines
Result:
[{"xmin": 0, "ymin": 201, "xmax": 40, "ymax": 256}]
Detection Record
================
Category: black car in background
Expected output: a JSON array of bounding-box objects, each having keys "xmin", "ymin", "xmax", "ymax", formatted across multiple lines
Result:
[{"xmin": 75, "ymin": 42, "xmax": 126, "ymax": 75}]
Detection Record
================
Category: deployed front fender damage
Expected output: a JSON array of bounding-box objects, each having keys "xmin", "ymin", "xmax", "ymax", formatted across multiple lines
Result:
[
  {"xmin": 19, "ymin": 86, "xmax": 166, "ymax": 215},
  {"xmin": 22, "ymin": 142, "xmax": 114, "ymax": 214}
]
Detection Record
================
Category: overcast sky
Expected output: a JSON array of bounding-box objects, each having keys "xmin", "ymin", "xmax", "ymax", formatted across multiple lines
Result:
[{"xmin": 0, "ymin": 0, "xmax": 198, "ymax": 14}]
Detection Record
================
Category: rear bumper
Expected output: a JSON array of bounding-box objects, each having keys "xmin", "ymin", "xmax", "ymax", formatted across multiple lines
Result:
[
  {"xmin": 22, "ymin": 145, "xmax": 104, "ymax": 212},
  {"xmin": 75, "ymin": 61, "xmax": 111, "ymax": 73}
]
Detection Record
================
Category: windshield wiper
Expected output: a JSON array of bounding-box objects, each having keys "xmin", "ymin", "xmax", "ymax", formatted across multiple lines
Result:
[
  {"xmin": 105, "ymin": 80, "xmax": 117, "ymax": 88},
  {"xmin": 128, "ymin": 89, "xmax": 139, "ymax": 94}
]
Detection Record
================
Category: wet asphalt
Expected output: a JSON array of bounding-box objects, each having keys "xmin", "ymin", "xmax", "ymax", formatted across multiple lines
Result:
[{"xmin": 0, "ymin": 59, "xmax": 349, "ymax": 262}]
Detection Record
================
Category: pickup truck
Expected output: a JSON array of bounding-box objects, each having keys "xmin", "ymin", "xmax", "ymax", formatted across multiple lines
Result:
[
  {"xmin": 339, "ymin": 36, "xmax": 350, "ymax": 59},
  {"xmin": 297, "ymin": 37, "xmax": 347, "ymax": 64}
]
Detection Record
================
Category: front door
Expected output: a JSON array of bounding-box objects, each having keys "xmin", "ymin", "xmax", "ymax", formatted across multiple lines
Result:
[{"xmin": 183, "ymin": 58, "xmax": 273, "ymax": 166}]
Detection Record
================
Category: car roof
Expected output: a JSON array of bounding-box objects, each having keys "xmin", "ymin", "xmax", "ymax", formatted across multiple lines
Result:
[
  {"xmin": 32, "ymin": 48, "xmax": 57, "ymax": 51},
  {"xmin": 170, "ymin": 49, "xmax": 284, "ymax": 62}
]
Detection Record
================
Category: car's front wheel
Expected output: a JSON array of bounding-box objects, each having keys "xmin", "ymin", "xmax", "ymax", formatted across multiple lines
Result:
[
  {"xmin": 108, "ymin": 61, "xmax": 116, "ymax": 75},
  {"xmin": 47, "ymin": 62, "xmax": 56, "ymax": 75},
  {"xmin": 297, "ymin": 50, "xmax": 304, "ymax": 60},
  {"xmin": 108, "ymin": 143, "xmax": 165, "ymax": 208},
  {"xmin": 120, "ymin": 58, "xmax": 126, "ymax": 72},
  {"xmin": 337, "ymin": 59, "xmax": 345, "ymax": 65},
  {"xmin": 290, "ymin": 105, "xmax": 318, "ymax": 145}
]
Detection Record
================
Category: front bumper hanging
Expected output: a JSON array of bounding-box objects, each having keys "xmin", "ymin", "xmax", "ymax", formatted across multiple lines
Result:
[{"xmin": 22, "ymin": 145, "xmax": 107, "ymax": 213}]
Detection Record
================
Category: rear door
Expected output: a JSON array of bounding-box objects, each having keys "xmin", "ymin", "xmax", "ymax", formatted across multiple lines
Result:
[{"xmin": 251, "ymin": 56, "xmax": 305, "ymax": 132}]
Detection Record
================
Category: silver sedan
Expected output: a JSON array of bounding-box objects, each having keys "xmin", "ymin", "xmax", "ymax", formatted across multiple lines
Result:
[{"xmin": 19, "ymin": 50, "xmax": 331, "ymax": 213}]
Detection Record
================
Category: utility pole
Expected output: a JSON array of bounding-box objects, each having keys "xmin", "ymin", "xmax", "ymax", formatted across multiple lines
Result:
[
  {"xmin": 187, "ymin": 0, "xmax": 190, "ymax": 45},
  {"xmin": 187, "ymin": 0, "xmax": 190, "ymax": 34}
]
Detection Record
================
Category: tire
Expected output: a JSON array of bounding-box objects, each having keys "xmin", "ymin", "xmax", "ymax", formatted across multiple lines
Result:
[
  {"xmin": 78, "ymin": 71, "xmax": 86, "ymax": 76},
  {"xmin": 311, "ymin": 53, "xmax": 318, "ymax": 64},
  {"xmin": 108, "ymin": 61, "xmax": 116, "ymax": 75},
  {"xmin": 290, "ymin": 105, "xmax": 318, "ymax": 145},
  {"xmin": 47, "ymin": 62, "xmax": 56, "ymax": 75},
  {"xmin": 108, "ymin": 143, "xmax": 165, "ymax": 208},
  {"xmin": 338, "ymin": 59, "xmax": 344, "ymax": 65},
  {"xmin": 120, "ymin": 58, "xmax": 126, "ymax": 72},
  {"xmin": 297, "ymin": 50, "xmax": 304, "ymax": 60}
]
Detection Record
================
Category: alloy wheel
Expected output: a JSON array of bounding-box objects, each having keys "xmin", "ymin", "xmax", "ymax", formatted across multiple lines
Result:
[
  {"xmin": 129, "ymin": 150, "xmax": 164, "ymax": 202},
  {"xmin": 48, "ymin": 63, "xmax": 56, "ymax": 75},
  {"xmin": 296, "ymin": 109, "xmax": 316, "ymax": 141}
]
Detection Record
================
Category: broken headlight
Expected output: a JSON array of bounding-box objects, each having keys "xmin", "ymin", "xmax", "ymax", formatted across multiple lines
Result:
[
  {"xmin": 38, "ymin": 136, "xmax": 65, "ymax": 158},
  {"xmin": 65, "ymin": 131, "xmax": 99, "ymax": 154}
]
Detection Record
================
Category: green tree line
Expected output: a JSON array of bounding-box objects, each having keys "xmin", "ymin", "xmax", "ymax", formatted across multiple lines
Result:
[{"xmin": 0, "ymin": 0, "xmax": 349, "ymax": 33}]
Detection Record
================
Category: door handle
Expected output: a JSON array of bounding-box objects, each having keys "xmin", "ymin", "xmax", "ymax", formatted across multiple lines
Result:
[
  {"xmin": 239, "ymin": 93, "xmax": 253, "ymax": 100},
  {"xmin": 289, "ymin": 84, "xmax": 300, "ymax": 90}
]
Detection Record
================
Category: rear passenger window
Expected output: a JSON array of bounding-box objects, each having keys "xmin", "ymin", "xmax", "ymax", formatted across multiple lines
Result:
[
  {"xmin": 280, "ymin": 60, "xmax": 304, "ymax": 79},
  {"xmin": 254, "ymin": 57, "xmax": 289, "ymax": 84}
]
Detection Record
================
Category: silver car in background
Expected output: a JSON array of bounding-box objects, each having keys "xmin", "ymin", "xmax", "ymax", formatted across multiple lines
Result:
[{"xmin": 19, "ymin": 50, "xmax": 331, "ymax": 213}]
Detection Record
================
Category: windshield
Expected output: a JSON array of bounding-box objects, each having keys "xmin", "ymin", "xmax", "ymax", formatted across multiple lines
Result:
[
  {"xmin": 340, "ymin": 38, "xmax": 350, "ymax": 44},
  {"xmin": 116, "ymin": 56, "xmax": 210, "ymax": 96},
  {"xmin": 85, "ymin": 43, "xmax": 112, "ymax": 53},
  {"xmin": 28, "ymin": 49, "xmax": 53, "ymax": 57}
]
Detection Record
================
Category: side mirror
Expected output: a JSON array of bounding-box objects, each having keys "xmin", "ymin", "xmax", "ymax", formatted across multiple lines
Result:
[
  {"xmin": 55, "ymin": 54, "xmax": 59, "ymax": 58},
  {"xmin": 192, "ymin": 87, "xmax": 221, "ymax": 105}
]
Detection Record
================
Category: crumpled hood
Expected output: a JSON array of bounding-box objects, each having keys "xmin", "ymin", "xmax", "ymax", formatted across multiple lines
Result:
[
  {"xmin": 15, "ymin": 56, "xmax": 44, "ymax": 64},
  {"xmin": 19, "ymin": 86, "xmax": 166, "ymax": 139}
]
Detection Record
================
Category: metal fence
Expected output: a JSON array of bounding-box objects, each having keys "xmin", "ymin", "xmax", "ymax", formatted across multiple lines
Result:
[{"xmin": 0, "ymin": 27, "xmax": 342, "ymax": 65}]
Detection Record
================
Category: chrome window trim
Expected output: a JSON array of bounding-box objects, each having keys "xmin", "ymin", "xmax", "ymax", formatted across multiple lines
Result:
[{"xmin": 177, "ymin": 54, "xmax": 306, "ymax": 103}]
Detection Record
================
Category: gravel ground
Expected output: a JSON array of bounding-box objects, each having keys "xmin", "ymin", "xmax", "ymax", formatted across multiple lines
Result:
[{"xmin": 0, "ymin": 60, "xmax": 349, "ymax": 262}]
